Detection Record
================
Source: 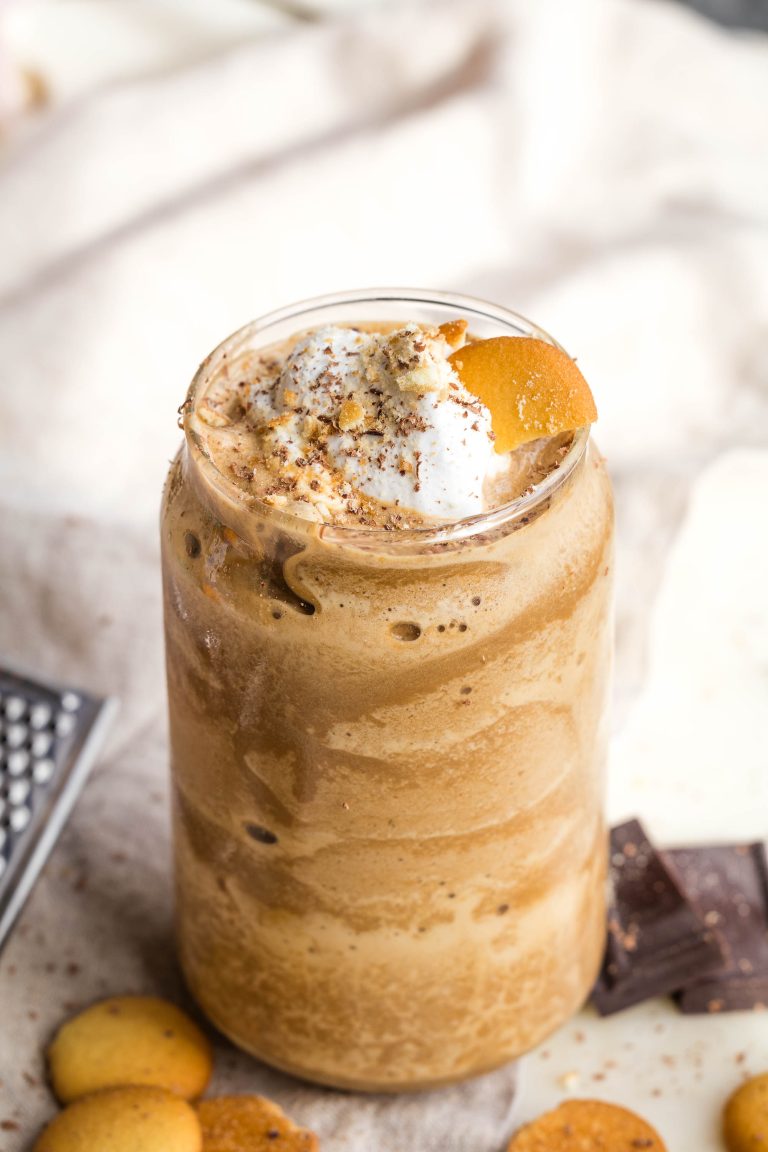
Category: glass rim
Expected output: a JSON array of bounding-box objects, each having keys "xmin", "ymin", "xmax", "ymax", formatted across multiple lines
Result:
[{"xmin": 182, "ymin": 288, "xmax": 592, "ymax": 549}]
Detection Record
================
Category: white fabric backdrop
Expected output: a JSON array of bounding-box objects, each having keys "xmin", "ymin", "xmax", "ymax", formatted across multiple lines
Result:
[{"xmin": 1, "ymin": 0, "xmax": 767, "ymax": 1147}]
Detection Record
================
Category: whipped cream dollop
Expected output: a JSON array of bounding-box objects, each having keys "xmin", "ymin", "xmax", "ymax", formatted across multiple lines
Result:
[{"xmin": 250, "ymin": 324, "xmax": 504, "ymax": 523}]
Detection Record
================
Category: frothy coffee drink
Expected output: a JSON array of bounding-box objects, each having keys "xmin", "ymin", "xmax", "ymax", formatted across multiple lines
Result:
[{"xmin": 161, "ymin": 293, "xmax": 613, "ymax": 1091}]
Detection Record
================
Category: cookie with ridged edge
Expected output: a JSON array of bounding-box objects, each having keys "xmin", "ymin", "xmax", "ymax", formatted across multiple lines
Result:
[
  {"xmin": 724, "ymin": 1073, "xmax": 768, "ymax": 1151},
  {"xmin": 507, "ymin": 1099, "xmax": 667, "ymax": 1151},
  {"xmin": 448, "ymin": 337, "xmax": 597, "ymax": 453},
  {"xmin": 32, "ymin": 1086, "xmax": 202, "ymax": 1152},
  {"xmin": 47, "ymin": 995, "xmax": 212, "ymax": 1103},
  {"xmin": 199, "ymin": 1096, "xmax": 319, "ymax": 1151}
]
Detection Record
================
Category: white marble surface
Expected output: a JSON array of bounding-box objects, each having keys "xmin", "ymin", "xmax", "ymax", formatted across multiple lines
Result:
[{"xmin": 0, "ymin": 1, "xmax": 767, "ymax": 1149}]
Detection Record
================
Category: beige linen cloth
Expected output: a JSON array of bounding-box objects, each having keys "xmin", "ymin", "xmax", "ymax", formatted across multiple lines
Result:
[{"xmin": 1, "ymin": 1, "xmax": 768, "ymax": 1148}]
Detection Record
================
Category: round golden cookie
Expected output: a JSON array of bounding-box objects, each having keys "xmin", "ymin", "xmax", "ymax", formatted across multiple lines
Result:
[
  {"xmin": 198, "ymin": 1096, "xmax": 319, "ymax": 1151},
  {"xmin": 507, "ymin": 1099, "xmax": 667, "ymax": 1151},
  {"xmin": 32, "ymin": 1086, "xmax": 202, "ymax": 1152},
  {"xmin": 724, "ymin": 1073, "xmax": 768, "ymax": 1151},
  {"xmin": 47, "ymin": 995, "xmax": 212, "ymax": 1104}
]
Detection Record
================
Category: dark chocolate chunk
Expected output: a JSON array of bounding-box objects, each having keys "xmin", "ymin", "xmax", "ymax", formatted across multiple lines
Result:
[
  {"xmin": 592, "ymin": 820, "xmax": 724, "ymax": 1015},
  {"xmin": 665, "ymin": 843, "xmax": 768, "ymax": 1013}
]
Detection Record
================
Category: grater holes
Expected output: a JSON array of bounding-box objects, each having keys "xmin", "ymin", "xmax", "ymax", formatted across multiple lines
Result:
[
  {"xmin": 0, "ymin": 690, "xmax": 61, "ymax": 849},
  {"xmin": 3, "ymin": 696, "xmax": 27, "ymax": 722},
  {"xmin": 29, "ymin": 703, "xmax": 53, "ymax": 731},
  {"xmin": 9, "ymin": 807, "xmax": 31, "ymax": 833},
  {"xmin": 33, "ymin": 759, "xmax": 55, "ymax": 785},
  {"xmin": 31, "ymin": 732, "xmax": 53, "ymax": 758},
  {"xmin": 55, "ymin": 713, "xmax": 76, "ymax": 738},
  {"xmin": 4, "ymin": 724, "xmax": 27, "ymax": 750},
  {"xmin": 6, "ymin": 750, "xmax": 29, "ymax": 776},
  {"xmin": 0, "ymin": 674, "xmax": 113, "ymax": 946}
]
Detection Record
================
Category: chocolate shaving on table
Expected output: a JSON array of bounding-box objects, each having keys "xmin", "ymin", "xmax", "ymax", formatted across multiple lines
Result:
[
  {"xmin": 665, "ymin": 843, "xmax": 768, "ymax": 1014},
  {"xmin": 592, "ymin": 820, "xmax": 724, "ymax": 1016}
]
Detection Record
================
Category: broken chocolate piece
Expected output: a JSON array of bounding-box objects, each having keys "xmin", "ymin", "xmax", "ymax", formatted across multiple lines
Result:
[
  {"xmin": 592, "ymin": 820, "xmax": 724, "ymax": 1015},
  {"xmin": 665, "ymin": 843, "xmax": 768, "ymax": 1013}
]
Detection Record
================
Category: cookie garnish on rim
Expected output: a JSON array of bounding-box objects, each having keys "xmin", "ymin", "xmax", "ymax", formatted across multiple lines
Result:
[{"xmin": 448, "ymin": 336, "xmax": 597, "ymax": 453}]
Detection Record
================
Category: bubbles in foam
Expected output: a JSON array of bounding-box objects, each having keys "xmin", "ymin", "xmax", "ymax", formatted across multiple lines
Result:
[{"xmin": 390, "ymin": 622, "xmax": 422, "ymax": 642}]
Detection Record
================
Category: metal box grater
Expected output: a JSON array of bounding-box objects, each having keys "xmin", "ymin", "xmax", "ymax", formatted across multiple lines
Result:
[{"xmin": 0, "ymin": 668, "xmax": 117, "ymax": 954}]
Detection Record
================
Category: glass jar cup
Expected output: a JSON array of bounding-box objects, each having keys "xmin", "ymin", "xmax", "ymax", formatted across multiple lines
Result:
[{"xmin": 161, "ymin": 290, "xmax": 614, "ymax": 1092}]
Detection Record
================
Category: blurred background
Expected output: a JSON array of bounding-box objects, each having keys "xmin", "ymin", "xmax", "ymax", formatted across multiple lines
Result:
[{"xmin": 0, "ymin": 1, "xmax": 767, "ymax": 1148}]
